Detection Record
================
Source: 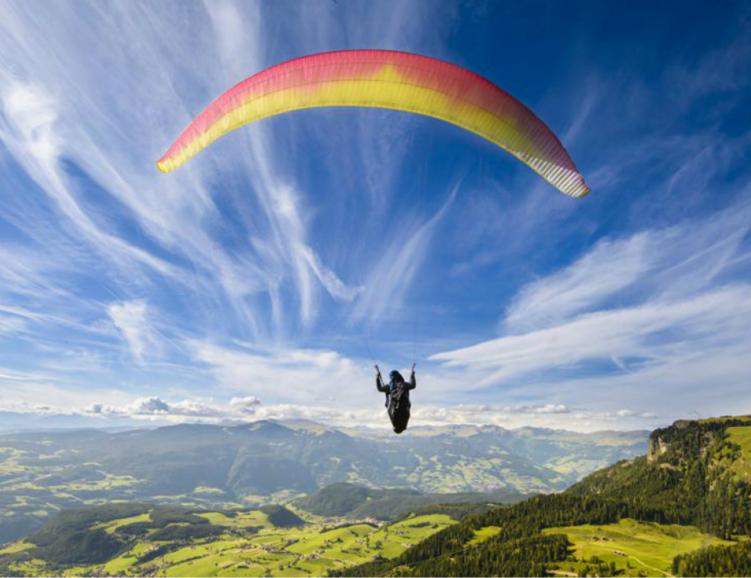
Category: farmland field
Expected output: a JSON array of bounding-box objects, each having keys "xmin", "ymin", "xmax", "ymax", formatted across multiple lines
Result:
[{"xmin": 0, "ymin": 504, "xmax": 454, "ymax": 577}]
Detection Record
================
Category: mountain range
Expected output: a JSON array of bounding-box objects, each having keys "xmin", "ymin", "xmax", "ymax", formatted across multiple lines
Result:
[
  {"xmin": 0, "ymin": 420, "xmax": 647, "ymax": 544},
  {"xmin": 2, "ymin": 416, "xmax": 750, "ymax": 576}
]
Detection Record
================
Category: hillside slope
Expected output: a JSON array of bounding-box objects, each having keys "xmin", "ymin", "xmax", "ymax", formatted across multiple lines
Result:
[{"xmin": 336, "ymin": 416, "xmax": 751, "ymax": 577}]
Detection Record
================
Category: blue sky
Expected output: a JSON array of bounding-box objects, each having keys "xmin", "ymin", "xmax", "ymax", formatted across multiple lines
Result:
[{"xmin": 0, "ymin": 0, "xmax": 749, "ymax": 431}]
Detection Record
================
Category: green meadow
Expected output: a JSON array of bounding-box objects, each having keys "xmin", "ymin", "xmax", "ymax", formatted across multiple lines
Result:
[
  {"xmin": 727, "ymin": 426, "xmax": 751, "ymax": 480},
  {"xmin": 543, "ymin": 519, "xmax": 736, "ymax": 577},
  {"xmin": 150, "ymin": 514, "xmax": 454, "ymax": 577},
  {"xmin": 466, "ymin": 525, "xmax": 502, "ymax": 546}
]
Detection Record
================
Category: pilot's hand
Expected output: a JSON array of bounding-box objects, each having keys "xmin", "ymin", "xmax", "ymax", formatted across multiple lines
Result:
[{"xmin": 411, "ymin": 362, "xmax": 416, "ymax": 373}]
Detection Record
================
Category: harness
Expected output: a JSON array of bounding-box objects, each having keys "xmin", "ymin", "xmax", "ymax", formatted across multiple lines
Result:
[{"xmin": 387, "ymin": 383, "xmax": 411, "ymax": 414}]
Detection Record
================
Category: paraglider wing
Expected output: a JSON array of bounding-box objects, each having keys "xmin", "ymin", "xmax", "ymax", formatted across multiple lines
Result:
[{"xmin": 157, "ymin": 50, "xmax": 589, "ymax": 197}]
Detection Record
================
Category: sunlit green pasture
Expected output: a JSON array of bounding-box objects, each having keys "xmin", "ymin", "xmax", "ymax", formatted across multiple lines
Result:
[
  {"xmin": 2, "ymin": 510, "xmax": 454, "ymax": 577},
  {"xmin": 95, "ymin": 513, "xmax": 151, "ymax": 534},
  {"xmin": 8, "ymin": 558, "xmax": 48, "ymax": 575},
  {"xmin": 544, "ymin": 518, "xmax": 735, "ymax": 577},
  {"xmin": 467, "ymin": 525, "xmax": 501, "ymax": 546},
  {"xmin": 143, "ymin": 513, "xmax": 449, "ymax": 576},
  {"xmin": 198, "ymin": 510, "xmax": 269, "ymax": 528},
  {"xmin": 0, "ymin": 542, "xmax": 33, "ymax": 555},
  {"xmin": 727, "ymin": 426, "xmax": 751, "ymax": 480}
]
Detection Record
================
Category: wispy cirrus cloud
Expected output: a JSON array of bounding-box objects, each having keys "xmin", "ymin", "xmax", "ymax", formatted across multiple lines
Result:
[
  {"xmin": 351, "ymin": 182, "xmax": 459, "ymax": 324},
  {"xmin": 0, "ymin": 1, "xmax": 749, "ymax": 432},
  {"xmin": 504, "ymin": 202, "xmax": 751, "ymax": 332},
  {"xmin": 0, "ymin": 80, "xmax": 181, "ymax": 281},
  {"xmin": 431, "ymin": 201, "xmax": 751, "ymax": 416},
  {"xmin": 435, "ymin": 284, "xmax": 751, "ymax": 383},
  {"xmin": 1, "ymin": 0, "xmax": 368, "ymax": 344},
  {"xmin": 190, "ymin": 340, "xmax": 369, "ymax": 405},
  {"xmin": 107, "ymin": 300, "xmax": 162, "ymax": 363},
  {"xmin": 503, "ymin": 233, "xmax": 652, "ymax": 333}
]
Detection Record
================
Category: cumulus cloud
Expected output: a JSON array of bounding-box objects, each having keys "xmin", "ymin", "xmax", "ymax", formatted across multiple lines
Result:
[
  {"xmin": 230, "ymin": 396, "xmax": 262, "ymax": 414},
  {"xmin": 130, "ymin": 396, "xmax": 170, "ymax": 414},
  {"xmin": 530, "ymin": 404, "xmax": 570, "ymax": 414},
  {"xmin": 74, "ymin": 396, "xmax": 656, "ymax": 432},
  {"xmin": 87, "ymin": 396, "xmax": 224, "ymax": 419},
  {"xmin": 613, "ymin": 409, "xmax": 655, "ymax": 418}
]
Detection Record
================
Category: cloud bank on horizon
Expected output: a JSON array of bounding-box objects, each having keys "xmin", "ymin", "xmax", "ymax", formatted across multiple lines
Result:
[{"xmin": 0, "ymin": 0, "xmax": 749, "ymax": 432}]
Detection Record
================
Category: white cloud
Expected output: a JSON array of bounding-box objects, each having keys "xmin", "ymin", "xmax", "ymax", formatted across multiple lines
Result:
[
  {"xmin": 434, "ymin": 285, "xmax": 751, "ymax": 385},
  {"xmin": 202, "ymin": 3, "xmax": 361, "ymax": 329},
  {"xmin": 614, "ymin": 409, "xmax": 654, "ymax": 418},
  {"xmin": 0, "ymin": 78, "xmax": 180, "ymax": 281},
  {"xmin": 0, "ymin": 1, "xmax": 748, "ymax": 433},
  {"xmin": 87, "ymin": 396, "xmax": 224, "ymax": 419},
  {"xmin": 300, "ymin": 245, "xmax": 362, "ymax": 303},
  {"xmin": 531, "ymin": 404, "xmax": 570, "ymax": 414},
  {"xmin": 504, "ymin": 233, "xmax": 651, "ymax": 332},
  {"xmin": 50, "ymin": 396, "xmax": 648, "ymax": 431},
  {"xmin": 664, "ymin": 32, "xmax": 751, "ymax": 101},
  {"xmin": 351, "ymin": 182, "xmax": 459, "ymax": 324},
  {"xmin": 430, "ymin": 203, "xmax": 751, "ymax": 419},
  {"xmin": 505, "ymin": 204, "xmax": 750, "ymax": 332},
  {"xmin": 436, "ymin": 203, "xmax": 751, "ymax": 381},
  {"xmin": 107, "ymin": 300, "xmax": 161, "ymax": 363},
  {"xmin": 191, "ymin": 340, "xmax": 368, "ymax": 405},
  {"xmin": 0, "ymin": 368, "xmax": 132, "ymax": 414},
  {"xmin": 230, "ymin": 396, "xmax": 262, "ymax": 414},
  {"xmin": 130, "ymin": 396, "xmax": 170, "ymax": 414},
  {"xmin": 2, "ymin": 83, "xmax": 60, "ymax": 164},
  {"xmin": 0, "ymin": 315, "xmax": 26, "ymax": 333},
  {"xmin": 72, "ymin": 396, "xmax": 656, "ymax": 432},
  {"xmin": 0, "ymin": 0, "xmax": 366, "ymax": 344}
]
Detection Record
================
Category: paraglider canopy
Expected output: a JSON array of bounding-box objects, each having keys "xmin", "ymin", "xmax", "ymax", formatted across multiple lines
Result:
[{"xmin": 157, "ymin": 49, "xmax": 589, "ymax": 198}]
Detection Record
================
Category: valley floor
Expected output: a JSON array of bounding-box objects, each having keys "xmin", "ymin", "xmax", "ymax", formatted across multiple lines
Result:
[{"xmin": 0, "ymin": 508, "xmax": 454, "ymax": 577}]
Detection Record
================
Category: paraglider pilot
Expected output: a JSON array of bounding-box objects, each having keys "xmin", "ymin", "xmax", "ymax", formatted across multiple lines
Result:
[{"xmin": 375, "ymin": 363, "xmax": 416, "ymax": 434}]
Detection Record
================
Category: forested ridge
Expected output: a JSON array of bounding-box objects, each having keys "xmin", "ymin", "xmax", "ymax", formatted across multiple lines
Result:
[
  {"xmin": 334, "ymin": 416, "xmax": 751, "ymax": 577},
  {"xmin": 672, "ymin": 542, "xmax": 751, "ymax": 576}
]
